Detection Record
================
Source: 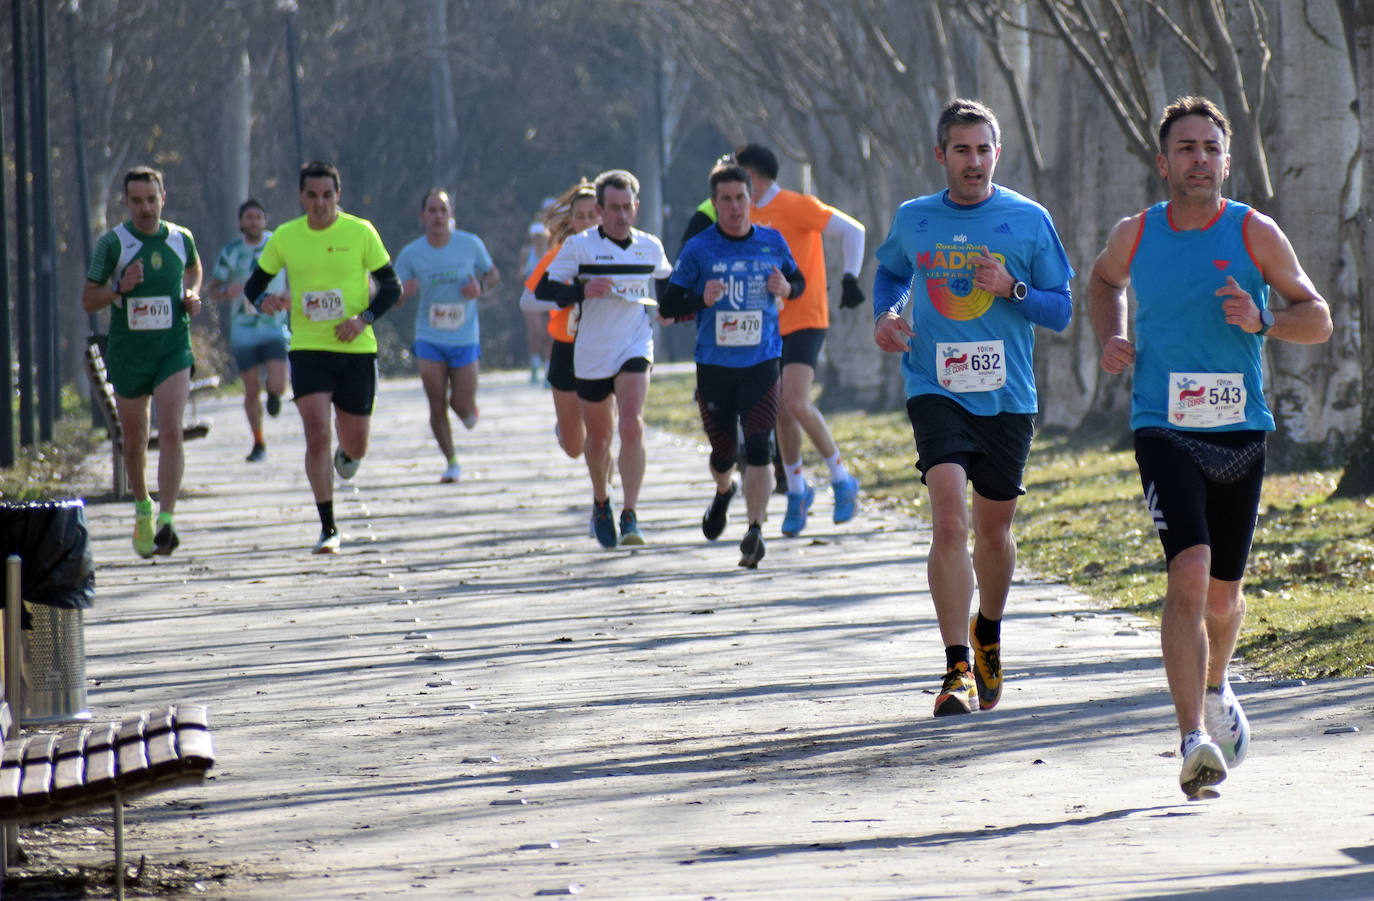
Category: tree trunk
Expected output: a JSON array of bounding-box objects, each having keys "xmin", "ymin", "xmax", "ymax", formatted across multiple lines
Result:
[{"xmin": 1335, "ymin": 3, "xmax": 1374, "ymax": 495}]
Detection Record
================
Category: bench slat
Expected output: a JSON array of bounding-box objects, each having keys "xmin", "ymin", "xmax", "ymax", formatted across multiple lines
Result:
[
  {"xmin": 173, "ymin": 705, "xmax": 214, "ymax": 768},
  {"xmin": 18, "ymin": 734, "xmax": 58, "ymax": 804},
  {"xmin": 84, "ymin": 723, "xmax": 119, "ymax": 794},
  {"xmin": 116, "ymin": 714, "xmax": 152, "ymax": 786},
  {"xmin": 52, "ymin": 726, "xmax": 94, "ymax": 802},
  {"xmin": 0, "ymin": 736, "xmax": 30, "ymax": 813}
]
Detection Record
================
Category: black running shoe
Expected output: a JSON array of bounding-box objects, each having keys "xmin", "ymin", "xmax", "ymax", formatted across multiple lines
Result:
[
  {"xmin": 738, "ymin": 524, "xmax": 765, "ymax": 569},
  {"xmin": 246, "ymin": 442, "xmax": 267, "ymax": 462},
  {"xmin": 702, "ymin": 480, "xmax": 738, "ymax": 541},
  {"xmin": 152, "ymin": 523, "xmax": 180, "ymax": 556},
  {"xmin": 266, "ymin": 392, "xmax": 282, "ymax": 417}
]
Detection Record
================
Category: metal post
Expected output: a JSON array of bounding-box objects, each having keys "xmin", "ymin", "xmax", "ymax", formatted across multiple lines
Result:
[
  {"xmin": 285, "ymin": 8, "xmax": 305, "ymax": 165},
  {"xmin": 2, "ymin": 556, "xmax": 17, "ymax": 870},
  {"xmin": 4, "ymin": 556, "xmax": 20, "ymax": 721},
  {"xmin": 33, "ymin": 0, "xmax": 56, "ymax": 442},
  {"xmin": 0, "ymin": 44, "xmax": 14, "ymax": 468},
  {"xmin": 113, "ymin": 791, "xmax": 125, "ymax": 900},
  {"xmin": 12, "ymin": 0, "xmax": 35, "ymax": 447}
]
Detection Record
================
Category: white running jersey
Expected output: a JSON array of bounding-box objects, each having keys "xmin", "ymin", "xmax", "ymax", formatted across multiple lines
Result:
[{"xmin": 545, "ymin": 225, "xmax": 672, "ymax": 380}]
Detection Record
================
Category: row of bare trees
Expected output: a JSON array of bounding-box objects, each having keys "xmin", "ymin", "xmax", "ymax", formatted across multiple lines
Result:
[{"xmin": 6, "ymin": 0, "xmax": 1374, "ymax": 491}]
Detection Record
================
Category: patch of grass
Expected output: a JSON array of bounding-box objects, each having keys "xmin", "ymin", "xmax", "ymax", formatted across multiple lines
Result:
[
  {"xmin": 644, "ymin": 369, "xmax": 1374, "ymax": 679},
  {"xmin": 0, "ymin": 388, "xmax": 105, "ymax": 501}
]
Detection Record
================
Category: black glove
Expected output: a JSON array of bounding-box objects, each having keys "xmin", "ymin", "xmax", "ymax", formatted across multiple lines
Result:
[{"xmin": 840, "ymin": 273, "xmax": 865, "ymax": 309}]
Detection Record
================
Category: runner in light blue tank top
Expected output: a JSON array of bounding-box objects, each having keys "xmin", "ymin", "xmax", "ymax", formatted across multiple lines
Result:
[
  {"xmin": 1128, "ymin": 200, "xmax": 1272, "ymax": 432},
  {"xmin": 1090, "ymin": 96, "xmax": 1333, "ymax": 801}
]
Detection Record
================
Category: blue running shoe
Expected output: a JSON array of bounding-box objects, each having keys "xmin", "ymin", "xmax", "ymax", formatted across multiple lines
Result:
[
  {"xmin": 832, "ymin": 474, "xmax": 860, "ymax": 524},
  {"xmin": 781, "ymin": 482, "xmax": 815, "ymax": 537},
  {"xmin": 591, "ymin": 500, "xmax": 618, "ymax": 549}
]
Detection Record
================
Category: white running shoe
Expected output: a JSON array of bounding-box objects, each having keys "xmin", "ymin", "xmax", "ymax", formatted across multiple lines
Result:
[
  {"xmin": 1179, "ymin": 729, "xmax": 1227, "ymax": 799},
  {"xmin": 313, "ymin": 530, "xmax": 341, "ymax": 555},
  {"xmin": 1204, "ymin": 681, "xmax": 1250, "ymax": 767},
  {"xmin": 440, "ymin": 462, "xmax": 462, "ymax": 483}
]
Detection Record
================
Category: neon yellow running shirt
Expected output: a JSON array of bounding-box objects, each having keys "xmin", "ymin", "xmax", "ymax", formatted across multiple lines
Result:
[{"xmin": 257, "ymin": 211, "xmax": 391, "ymax": 353}]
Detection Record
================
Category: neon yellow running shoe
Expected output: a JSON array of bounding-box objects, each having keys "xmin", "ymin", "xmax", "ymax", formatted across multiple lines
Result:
[
  {"xmin": 970, "ymin": 616, "xmax": 1003, "ymax": 711},
  {"xmin": 133, "ymin": 502, "xmax": 156, "ymax": 559}
]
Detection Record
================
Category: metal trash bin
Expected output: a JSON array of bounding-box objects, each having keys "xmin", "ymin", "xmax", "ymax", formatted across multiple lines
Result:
[{"xmin": 0, "ymin": 499, "xmax": 96, "ymax": 724}]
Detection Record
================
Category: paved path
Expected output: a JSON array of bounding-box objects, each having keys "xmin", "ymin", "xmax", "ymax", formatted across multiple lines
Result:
[{"xmin": 28, "ymin": 371, "xmax": 1374, "ymax": 898}]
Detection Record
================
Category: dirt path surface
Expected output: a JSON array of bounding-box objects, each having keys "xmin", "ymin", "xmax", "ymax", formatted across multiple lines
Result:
[{"xmin": 14, "ymin": 370, "xmax": 1374, "ymax": 899}]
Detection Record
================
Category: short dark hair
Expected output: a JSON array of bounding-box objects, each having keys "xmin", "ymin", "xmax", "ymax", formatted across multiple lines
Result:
[
  {"xmin": 299, "ymin": 160, "xmax": 341, "ymax": 192},
  {"xmin": 238, "ymin": 198, "xmax": 266, "ymax": 219},
  {"xmin": 420, "ymin": 188, "xmax": 451, "ymax": 212},
  {"xmin": 734, "ymin": 144, "xmax": 779, "ymax": 181},
  {"xmin": 594, "ymin": 169, "xmax": 639, "ymax": 206},
  {"xmin": 709, "ymin": 163, "xmax": 752, "ymax": 199},
  {"xmin": 936, "ymin": 98, "xmax": 1000, "ymax": 150},
  {"xmin": 1158, "ymin": 96, "xmax": 1231, "ymax": 153},
  {"xmin": 124, "ymin": 166, "xmax": 165, "ymax": 195}
]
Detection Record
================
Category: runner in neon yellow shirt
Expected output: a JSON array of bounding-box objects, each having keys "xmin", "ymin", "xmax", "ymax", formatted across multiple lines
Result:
[{"xmin": 243, "ymin": 161, "xmax": 401, "ymax": 553}]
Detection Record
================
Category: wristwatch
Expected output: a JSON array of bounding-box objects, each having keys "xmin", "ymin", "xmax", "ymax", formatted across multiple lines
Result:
[
  {"xmin": 359, "ymin": 309, "xmax": 376, "ymax": 325},
  {"xmin": 1010, "ymin": 280, "xmax": 1028, "ymax": 303},
  {"xmin": 1257, "ymin": 308, "xmax": 1274, "ymax": 336}
]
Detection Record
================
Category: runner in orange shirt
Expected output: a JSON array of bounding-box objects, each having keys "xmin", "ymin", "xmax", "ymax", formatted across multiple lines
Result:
[
  {"xmin": 735, "ymin": 145, "xmax": 867, "ymax": 536},
  {"xmin": 520, "ymin": 179, "xmax": 601, "ymax": 459}
]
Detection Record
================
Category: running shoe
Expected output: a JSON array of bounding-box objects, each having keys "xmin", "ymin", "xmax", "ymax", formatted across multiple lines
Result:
[
  {"xmin": 780, "ymin": 482, "xmax": 815, "ymax": 537},
  {"xmin": 832, "ymin": 474, "xmax": 860, "ymax": 524},
  {"xmin": 933, "ymin": 661, "xmax": 978, "ymax": 717},
  {"xmin": 266, "ymin": 392, "xmax": 282, "ymax": 417},
  {"xmin": 440, "ymin": 462, "xmax": 462, "ymax": 483},
  {"xmin": 1179, "ymin": 729, "xmax": 1227, "ymax": 799},
  {"xmin": 1203, "ymin": 681, "xmax": 1250, "ymax": 767},
  {"xmin": 702, "ymin": 480, "xmax": 738, "ymax": 541},
  {"xmin": 133, "ymin": 504, "xmax": 156, "ymax": 559},
  {"xmin": 738, "ymin": 524, "xmax": 766, "ymax": 569},
  {"xmin": 772, "ymin": 453, "xmax": 788, "ymax": 496},
  {"xmin": 246, "ymin": 442, "xmax": 267, "ymax": 463},
  {"xmin": 969, "ymin": 616, "xmax": 1003, "ymax": 710},
  {"xmin": 333, "ymin": 447, "xmax": 360, "ymax": 480},
  {"xmin": 313, "ymin": 529, "xmax": 341, "ymax": 555},
  {"xmin": 619, "ymin": 510, "xmax": 645, "ymax": 546},
  {"xmin": 591, "ymin": 500, "xmax": 617, "ymax": 549},
  {"xmin": 152, "ymin": 522, "xmax": 180, "ymax": 556}
]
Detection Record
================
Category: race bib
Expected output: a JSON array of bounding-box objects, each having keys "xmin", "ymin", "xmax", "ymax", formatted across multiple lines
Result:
[
  {"xmin": 1169, "ymin": 372, "xmax": 1246, "ymax": 428},
  {"xmin": 610, "ymin": 277, "xmax": 655, "ymax": 305},
  {"xmin": 127, "ymin": 296, "xmax": 173, "ymax": 331},
  {"xmin": 715, "ymin": 309, "xmax": 763, "ymax": 346},
  {"xmin": 429, "ymin": 302, "xmax": 466, "ymax": 331},
  {"xmin": 936, "ymin": 340, "xmax": 1006, "ymax": 393},
  {"xmin": 301, "ymin": 289, "xmax": 345, "ymax": 322}
]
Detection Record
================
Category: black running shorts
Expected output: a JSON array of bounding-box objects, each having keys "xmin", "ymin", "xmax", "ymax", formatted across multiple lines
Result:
[
  {"xmin": 1133, "ymin": 427, "xmax": 1265, "ymax": 581},
  {"xmin": 905, "ymin": 393, "xmax": 1035, "ymax": 502},
  {"xmin": 288, "ymin": 350, "xmax": 378, "ymax": 416}
]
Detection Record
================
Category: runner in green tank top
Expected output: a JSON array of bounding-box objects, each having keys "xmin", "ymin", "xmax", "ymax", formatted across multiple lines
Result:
[{"xmin": 82, "ymin": 166, "xmax": 203, "ymax": 559}]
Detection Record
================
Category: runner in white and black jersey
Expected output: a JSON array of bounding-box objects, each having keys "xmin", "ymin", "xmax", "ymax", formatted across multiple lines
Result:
[{"xmin": 535, "ymin": 169, "xmax": 672, "ymax": 549}]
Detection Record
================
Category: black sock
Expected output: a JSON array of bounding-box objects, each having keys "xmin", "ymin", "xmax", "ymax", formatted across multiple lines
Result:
[
  {"xmin": 317, "ymin": 501, "xmax": 336, "ymax": 534},
  {"xmin": 946, "ymin": 645, "xmax": 971, "ymax": 671},
  {"xmin": 974, "ymin": 613, "xmax": 1001, "ymax": 646}
]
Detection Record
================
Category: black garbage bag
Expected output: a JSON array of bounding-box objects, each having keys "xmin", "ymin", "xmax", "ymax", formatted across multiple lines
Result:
[{"xmin": 0, "ymin": 499, "xmax": 96, "ymax": 610}]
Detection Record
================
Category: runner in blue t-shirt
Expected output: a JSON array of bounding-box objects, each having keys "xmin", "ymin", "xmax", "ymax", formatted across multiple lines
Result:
[
  {"xmin": 872, "ymin": 99, "xmax": 1073, "ymax": 718},
  {"xmin": 206, "ymin": 199, "xmax": 290, "ymax": 463},
  {"xmin": 394, "ymin": 189, "xmax": 500, "ymax": 483},
  {"xmin": 1090, "ymin": 96, "xmax": 1331, "ymax": 799},
  {"xmin": 661, "ymin": 162, "xmax": 804, "ymax": 569}
]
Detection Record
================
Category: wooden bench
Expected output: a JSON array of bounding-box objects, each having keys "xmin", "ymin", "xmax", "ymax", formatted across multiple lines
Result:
[
  {"xmin": 0, "ymin": 687, "xmax": 215, "ymax": 898},
  {"xmin": 84, "ymin": 340, "xmax": 220, "ymax": 499}
]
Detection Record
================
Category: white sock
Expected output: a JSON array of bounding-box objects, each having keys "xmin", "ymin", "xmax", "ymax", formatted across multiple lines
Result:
[
  {"xmin": 825, "ymin": 452, "xmax": 848, "ymax": 483},
  {"xmin": 784, "ymin": 459, "xmax": 806, "ymax": 495}
]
